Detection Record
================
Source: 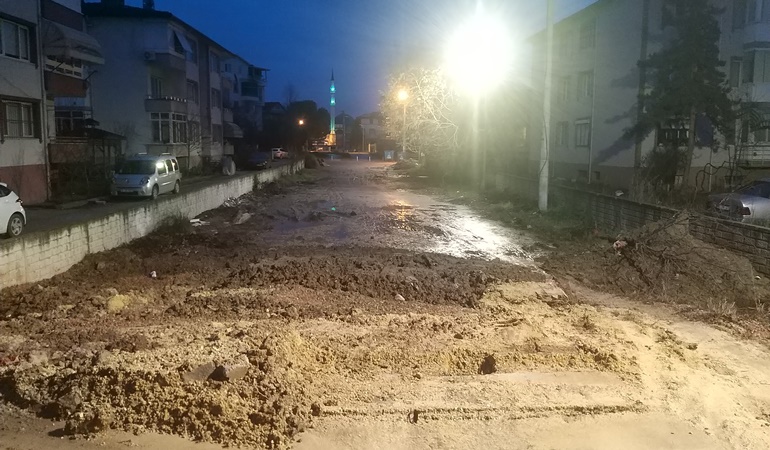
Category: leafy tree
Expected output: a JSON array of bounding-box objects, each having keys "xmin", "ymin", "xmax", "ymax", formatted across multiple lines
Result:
[{"xmin": 628, "ymin": 0, "xmax": 734, "ymax": 185}]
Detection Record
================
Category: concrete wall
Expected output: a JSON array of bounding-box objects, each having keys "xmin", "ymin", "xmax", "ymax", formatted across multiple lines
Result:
[
  {"xmin": 0, "ymin": 161, "xmax": 303, "ymax": 289},
  {"xmin": 492, "ymin": 173, "xmax": 770, "ymax": 276}
]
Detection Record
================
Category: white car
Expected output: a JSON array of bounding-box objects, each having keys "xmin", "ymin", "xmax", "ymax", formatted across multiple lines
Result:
[
  {"xmin": 0, "ymin": 182, "xmax": 26, "ymax": 238},
  {"xmin": 271, "ymin": 148, "xmax": 288, "ymax": 159}
]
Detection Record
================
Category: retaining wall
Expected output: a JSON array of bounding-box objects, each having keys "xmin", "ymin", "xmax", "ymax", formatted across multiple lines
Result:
[
  {"xmin": 492, "ymin": 173, "xmax": 770, "ymax": 276},
  {"xmin": 0, "ymin": 162, "xmax": 303, "ymax": 289}
]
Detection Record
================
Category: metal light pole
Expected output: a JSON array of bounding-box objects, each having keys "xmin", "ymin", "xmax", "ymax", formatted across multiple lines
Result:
[
  {"xmin": 398, "ymin": 89, "xmax": 408, "ymax": 158},
  {"xmin": 539, "ymin": 0, "xmax": 554, "ymax": 212}
]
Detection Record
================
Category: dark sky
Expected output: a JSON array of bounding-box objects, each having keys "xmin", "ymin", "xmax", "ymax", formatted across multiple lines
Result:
[{"xmin": 125, "ymin": 0, "xmax": 597, "ymax": 117}]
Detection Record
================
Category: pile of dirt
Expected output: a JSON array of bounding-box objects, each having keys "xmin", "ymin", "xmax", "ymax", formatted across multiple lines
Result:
[
  {"xmin": 0, "ymin": 333, "xmax": 316, "ymax": 449},
  {"xmin": 542, "ymin": 213, "xmax": 766, "ymax": 309},
  {"xmin": 218, "ymin": 249, "xmax": 544, "ymax": 308}
]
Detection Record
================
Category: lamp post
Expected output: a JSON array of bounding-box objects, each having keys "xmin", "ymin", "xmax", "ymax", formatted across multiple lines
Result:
[
  {"xmin": 397, "ymin": 89, "xmax": 408, "ymax": 159},
  {"xmin": 298, "ymin": 119, "xmax": 306, "ymax": 152},
  {"xmin": 444, "ymin": 7, "xmax": 513, "ymax": 190}
]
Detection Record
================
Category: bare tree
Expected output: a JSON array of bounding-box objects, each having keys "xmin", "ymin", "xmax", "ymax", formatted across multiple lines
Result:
[{"xmin": 381, "ymin": 68, "xmax": 460, "ymax": 159}]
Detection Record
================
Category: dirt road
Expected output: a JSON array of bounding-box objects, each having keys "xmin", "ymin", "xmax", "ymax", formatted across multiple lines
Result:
[{"xmin": 1, "ymin": 161, "xmax": 770, "ymax": 449}]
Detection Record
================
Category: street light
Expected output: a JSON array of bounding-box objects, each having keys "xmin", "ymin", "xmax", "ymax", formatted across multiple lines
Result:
[
  {"xmin": 397, "ymin": 89, "xmax": 408, "ymax": 159},
  {"xmin": 298, "ymin": 119, "xmax": 306, "ymax": 151},
  {"xmin": 444, "ymin": 8, "xmax": 514, "ymax": 189}
]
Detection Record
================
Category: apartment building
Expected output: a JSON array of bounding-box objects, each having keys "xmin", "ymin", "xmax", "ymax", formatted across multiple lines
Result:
[
  {"xmin": 0, "ymin": 0, "xmax": 103, "ymax": 204},
  {"xmin": 0, "ymin": 0, "xmax": 47, "ymax": 203},
  {"xmin": 528, "ymin": 0, "xmax": 769, "ymax": 190},
  {"xmin": 83, "ymin": 0, "xmax": 266, "ymax": 169},
  {"xmin": 221, "ymin": 55, "xmax": 268, "ymax": 151},
  {"xmin": 358, "ymin": 111, "xmax": 384, "ymax": 152}
]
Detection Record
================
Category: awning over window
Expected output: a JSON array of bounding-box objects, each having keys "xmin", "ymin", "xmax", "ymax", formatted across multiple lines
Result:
[
  {"xmin": 42, "ymin": 19, "xmax": 104, "ymax": 65},
  {"xmin": 223, "ymin": 121, "xmax": 244, "ymax": 139},
  {"xmin": 173, "ymin": 30, "xmax": 193, "ymax": 54}
]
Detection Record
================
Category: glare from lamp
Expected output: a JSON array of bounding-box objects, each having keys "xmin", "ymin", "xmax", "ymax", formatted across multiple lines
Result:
[
  {"xmin": 444, "ymin": 9, "xmax": 515, "ymax": 95},
  {"xmin": 397, "ymin": 89, "xmax": 409, "ymax": 102}
]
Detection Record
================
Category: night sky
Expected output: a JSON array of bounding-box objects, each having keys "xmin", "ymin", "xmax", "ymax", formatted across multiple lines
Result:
[{"xmin": 116, "ymin": 0, "xmax": 597, "ymax": 117}]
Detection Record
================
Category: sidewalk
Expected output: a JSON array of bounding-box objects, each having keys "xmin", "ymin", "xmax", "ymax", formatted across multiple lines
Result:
[{"xmin": 22, "ymin": 162, "xmax": 290, "ymax": 235}]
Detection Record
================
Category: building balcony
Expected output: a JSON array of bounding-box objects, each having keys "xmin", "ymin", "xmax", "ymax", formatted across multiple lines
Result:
[
  {"xmin": 223, "ymin": 108, "xmax": 234, "ymax": 123},
  {"xmin": 241, "ymin": 81, "xmax": 265, "ymax": 102},
  {"xmin": 144, "ymin": 96, "xmax": 188, "ymax": 114},
  {"xmin": 144, "ymin": 51, "xmax": 186, "ymax": 72},
  {"xmin": 737, "ymin": 145, "xmax": 770, "ymax": 168}
]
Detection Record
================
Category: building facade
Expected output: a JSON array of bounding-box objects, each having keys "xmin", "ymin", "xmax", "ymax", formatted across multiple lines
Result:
[
  {"xmin": 528, "ymin": 0, "xmax": 770, "ymax": 190},
  {"xmin": 83, "ymin": 0, "xmax": 266, "ymax": 170},
  {"xmin": 0, "ymin": 0, "xmax": 48, "ymax": 203}
]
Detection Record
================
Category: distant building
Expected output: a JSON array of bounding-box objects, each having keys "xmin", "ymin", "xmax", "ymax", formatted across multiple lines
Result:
[
  {"xmin": 358, "ymin": 112, "xmax": 384, "ymax": 152},
  {"xmin": 221, "ymin": 56, "xmax": 268, "ymax": 151},
  {"xmin": 83, "ymin": 0, "xmax": 267, "ymax": 169}
]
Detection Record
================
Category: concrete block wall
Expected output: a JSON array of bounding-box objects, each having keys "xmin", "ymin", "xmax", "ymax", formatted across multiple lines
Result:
[{"xmin": 0, "ymin": 162, "xmax": 303, "ymax": 289}]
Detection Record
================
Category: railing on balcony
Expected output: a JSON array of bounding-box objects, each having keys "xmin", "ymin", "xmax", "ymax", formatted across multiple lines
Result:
[
  {"xmin": 736, "ymin": 145, "xmax": 770, "ymax": 168},
  {"xmin": 241, "ymin": 82, "xmax": 264, "ymax": 101},
  {"xmin": 145, "ymin": 96, "xmax": 188, "ymax": 113}
]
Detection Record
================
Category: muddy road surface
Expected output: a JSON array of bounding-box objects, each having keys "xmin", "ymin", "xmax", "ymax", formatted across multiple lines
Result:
[{"xmin": 1, "ymin": 161, "xmax": 770, "ymax": 449}]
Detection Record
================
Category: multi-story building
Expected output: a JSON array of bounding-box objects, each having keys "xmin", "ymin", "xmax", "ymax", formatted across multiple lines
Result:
[
  {"xmin": 0, "ymin": 1, "xmax": 48, "ymax": 203},
  {"xmin": 83, "ymin": 0, "xmax": 266, "ymax": 170},
  {"xmin": 0, "ymin": 0, "xmax": 105, "ymax": 204},
  {"xmin": 221, "ymin": 55, "xmax": 268, "ymax": 151},
  {"xmin": 528, "ymin": 0, "xmax": 768, "ymax": 190},
  {"xmin": 358, "ymin": 111, "xmax": 384, "ymax": 152}
]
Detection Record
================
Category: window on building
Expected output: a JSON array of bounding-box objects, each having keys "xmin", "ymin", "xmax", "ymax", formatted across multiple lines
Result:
[
  {"xmin": 150, "ymin": 76, "xmax": 163, "ymax": 98},
  {"xmin": 172, "ymin": 32, "xmax": 184, "ymax": 54},
  {"xmin": 188, "ymin": 121, "xmax": 200, "ymax": 143},
  {"xmin": 747, "ymin": 0, "xmax": 761, "ymax": 23},
  {"xmin": 3, "ymin": 101, "xmax": 35, "ymax": 138},
  {"xmin": 186, "ymin": 79, "xmax": 199, "ymax": 103},
  {"xmin": 555, "ymin": 121, "xmax": 569, "ymax": 147},
  {"xmin": 1, "ymin": 19, "xmax": 30, "ymax": 61},
  {"xmin": 557, "ymin": 76, "xmax": 570, "ymax": 103},
  {"xmin": 575, "ymin": 119, "xmax": 591, "ymax": 147},
  {"xmin": 743, "ymin": 50, "xmax": 770, "ymax": 83},
  {"xmin": 224, "ymin": 63, "xmax": 232, "ymax": 73},
  {"xmin": 45, "ymin": 56, "xmax": 83, "ymax": 78},
  {"xmin": 55, "ymin": 110, "xmax": 91, "ymax": 135},
  {"xmin": 734, "ymin": 0, "xmax": 747, "ymax": 29},
  {"xmin": 150, "ymin": 113, "xmax": 187, "ymax": 143},
  {"xmin": 210, "ymin": 52, "xmax": 220, "ymax": 73},
  {"xmin": 212, "ymin": 124, "xmax": 223, "ymax": 143},
  {"xmin": 579, "ymin": 20, "xmax": 596, "ymax": 50},
  {"xmin": 187, "ymin": 37, "xmax": 198, "ymax": 63},
  {"xmin": 578, "ymin": 71, "xmax": 594, "ymax": 98},
  {"xmin": 730, "ymin": 58, "xmax": 743, "ymax": 88},
  {"xmin": 211, "ymin": 88, "xmax": 221, "ymax": 107}
]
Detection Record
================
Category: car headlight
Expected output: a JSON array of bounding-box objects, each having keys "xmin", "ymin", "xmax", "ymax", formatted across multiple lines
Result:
[{"xmin": 141, "ymin": 177, "xmax": 150, "ymax": 185}]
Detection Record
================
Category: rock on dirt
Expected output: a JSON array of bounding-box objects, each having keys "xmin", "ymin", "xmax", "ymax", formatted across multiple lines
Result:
[
  {"xmin": 181, "ymin": 361, "xmax": 216, "ymax": 383},
  {"xmin": 211, "ymin": 355, "xmax": 251, "ymax": 382}
]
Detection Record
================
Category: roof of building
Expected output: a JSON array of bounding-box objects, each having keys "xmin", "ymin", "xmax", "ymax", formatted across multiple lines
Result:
[{"xmin": 83, "ymin": 1, "xmax": 266, "ymax": 69}]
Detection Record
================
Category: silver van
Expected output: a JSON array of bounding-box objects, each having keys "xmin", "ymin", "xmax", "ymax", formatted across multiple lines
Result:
[{"xmin": 111, "ymin": 154, "xmax": 182, "ymax": 199}]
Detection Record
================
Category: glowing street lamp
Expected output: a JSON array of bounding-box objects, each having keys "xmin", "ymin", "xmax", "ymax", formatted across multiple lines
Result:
[
  {"xmin": 444, "ymin": 8, "xmax": 514, "ymax": 188},
  {"xmin": 397, "ymin": 89, "xmax": 408, "ymax": 157}
]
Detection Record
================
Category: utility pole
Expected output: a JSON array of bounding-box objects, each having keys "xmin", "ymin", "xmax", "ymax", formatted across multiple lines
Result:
[{"xmin": 539, "ymin": 0, "xmax": 554, "ymax": 212}]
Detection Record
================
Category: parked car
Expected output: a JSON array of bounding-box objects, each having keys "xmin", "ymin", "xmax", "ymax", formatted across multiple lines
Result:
[
  {"xmin": 111, "ymin": 154, "xmax": 182, "ymax": 199},
  {"xmin": 271, "ymin": 147, "xmax": 288, "ymax": 159},
  {"xmin": 707, "ymin": 178, "xmax": 770, "ymax": 223},
  {"xmin": 241, "ymin": 150, "xmax": 273, "ymax": 170},
  {"xmin": 0, "ymin": 182, "xmax": 26, "ymax": 238}
]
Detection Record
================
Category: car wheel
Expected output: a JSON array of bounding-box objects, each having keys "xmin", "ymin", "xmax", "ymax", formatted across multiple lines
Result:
[
  {"xmin": 151, "ymin": 184, "xmax": 159, "ymax": 200},
  {"xmin": 172, "ymin": 180, "xmax": 181, "ymax": 194},
  {"xmin": 6, "ymin": 213, "xmax": 24, "ymax": 238}
]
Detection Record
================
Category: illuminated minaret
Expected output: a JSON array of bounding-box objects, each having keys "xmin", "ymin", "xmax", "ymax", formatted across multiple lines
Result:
[{"xmin": 329, "ymin": 71, "xmax": 336, "ymax": 145}]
